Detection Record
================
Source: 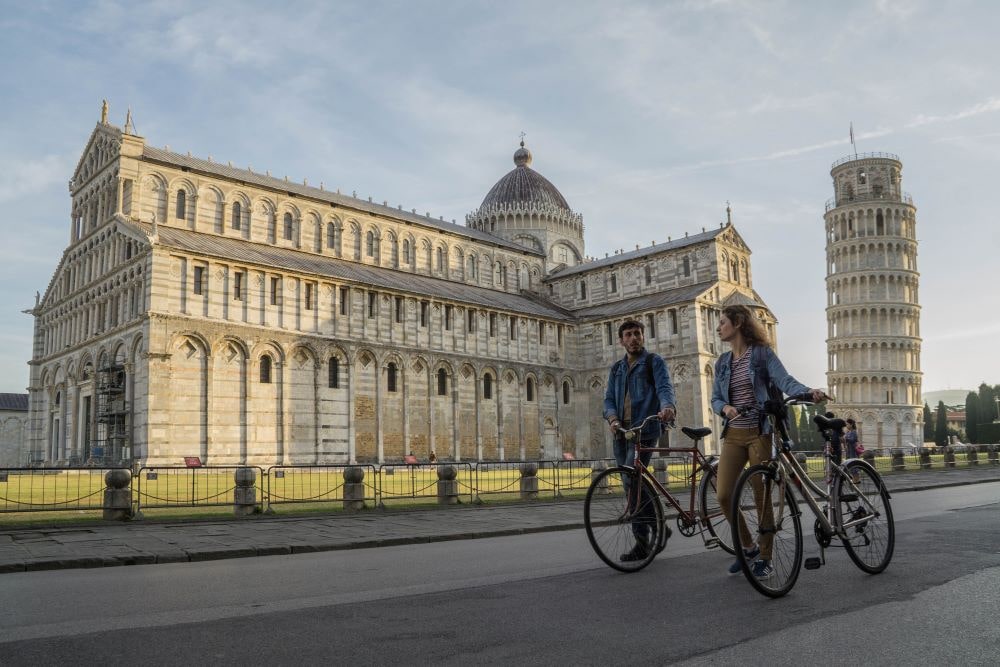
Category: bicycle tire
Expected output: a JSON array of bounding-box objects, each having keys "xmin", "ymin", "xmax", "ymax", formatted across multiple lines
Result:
[
  {"xmin": 835, "ymin": 461, "xmax": 895, "ymax": 574},
  {"xmin": 730, "ymin": 463, "xmax": 803, "ymax": 598},
  {"xmin": 697, "ymin": 460, "xmax": 736, "ymax": 555},
  {"xmin": 584, "ymin": 466, "xmax": 664, "ymax": 573}
]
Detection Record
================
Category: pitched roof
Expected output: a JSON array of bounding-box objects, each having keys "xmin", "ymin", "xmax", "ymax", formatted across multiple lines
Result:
[
  {"xmin": 571, "ymin": 282, "xmax": 716, "ymax": 320},
  {"xmin": 140, "ymin": 145, "xmax": 542, "ymax": 256},
  {"xmin": 0, "ymin": 393, "xmax": 28, "ymax": 411},
  {"xmin": 548, "ymin": 226, "xmax": 726, "ymax": 279},
  {"xmin": 135, "ymin": 222, "xmax": 573, "ymax": 321}
]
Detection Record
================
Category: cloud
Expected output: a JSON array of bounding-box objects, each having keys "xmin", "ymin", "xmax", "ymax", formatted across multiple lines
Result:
[
  {"xmin": 905, "ymin": 97, "xmax": 1000, "ymax": 128},
  {"xmin": 0, "ymin": 154, "xmax": 73, "ymax": 204},
  {"xmin": 923, "ymin": 322, "xmax": 1000, "ymax": 343}
]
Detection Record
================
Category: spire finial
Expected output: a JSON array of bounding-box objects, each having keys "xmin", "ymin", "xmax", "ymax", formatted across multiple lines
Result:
[
  {"xmin": 518, "ymin": 130, "xmax": 526, "ymax": 147},
  {"xmin": 726, "ymin": 200, "xmax": 732, "ymax": 225},
  {"xmin": 101, "ymin": 100, "xmax": 109, "ymax": 124},
  {"xmin": 124, "ymin": 107, "xmax": 134, "ymax": 135}
]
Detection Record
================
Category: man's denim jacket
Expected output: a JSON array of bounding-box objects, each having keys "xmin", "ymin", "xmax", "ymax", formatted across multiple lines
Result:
[{"xmin": 603, "ymin": 350, "xmax": 675, "ymax": 442}]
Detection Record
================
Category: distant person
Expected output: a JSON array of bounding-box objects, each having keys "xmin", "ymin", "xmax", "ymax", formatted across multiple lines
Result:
[
  {"xmin": 712, "ymin": 305, "xmax": 827, "ymax": 579},
  {"xmin": 844, "ymin": 419, "xmax": 860, "ymax": 459},
  {"xmin": 429, "ymin": 451, "xmax": 437, "ymax": 464},
  {"xmin": 603, "ymin": 318, "xmax": 676, "ymax": 562}
]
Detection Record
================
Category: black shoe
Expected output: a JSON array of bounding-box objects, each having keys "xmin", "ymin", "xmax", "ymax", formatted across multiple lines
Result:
[{"xmin": 620, "ymin": 542, "xmax": 650, "ymax": 562}]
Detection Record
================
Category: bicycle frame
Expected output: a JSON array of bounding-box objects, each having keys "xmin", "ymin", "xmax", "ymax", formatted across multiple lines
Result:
[
  {"xmin": 619, "ymin": 416, "xmax": 717, "ymax": 533},
  {"xmin": 765, "ymin": 403, "xmax": 886, "ymax": 543}
]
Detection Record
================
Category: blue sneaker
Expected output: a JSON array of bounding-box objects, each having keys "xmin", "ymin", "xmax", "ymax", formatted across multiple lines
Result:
[
  {"xmin": 751, "ymin": 559, "xmax": 774, "ymax": 578},
  {"xmin": 728, "ymin": 546, "xmax": 760, "ymax": 574}
]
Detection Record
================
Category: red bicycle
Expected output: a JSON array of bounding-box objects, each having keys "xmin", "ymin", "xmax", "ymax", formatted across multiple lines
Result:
[{"xmin": 584, "ymin": 414, "xmax": 734, "ymax": 572}]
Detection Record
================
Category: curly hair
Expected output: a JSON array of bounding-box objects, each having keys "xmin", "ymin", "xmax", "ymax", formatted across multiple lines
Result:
[{"xmin": 721, "ymin": 305, "xmax": 771, "ymax": 348}]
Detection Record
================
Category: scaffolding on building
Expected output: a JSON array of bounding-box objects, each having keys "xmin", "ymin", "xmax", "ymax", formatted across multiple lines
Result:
[{"xmin": 94, "ymin": 363, "xmax": 130, "ymax": 465}]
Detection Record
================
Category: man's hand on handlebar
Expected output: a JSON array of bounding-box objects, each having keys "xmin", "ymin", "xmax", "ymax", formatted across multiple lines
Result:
[
  {"xmin": 657, "ymin": 406, "xmax": 675, "ymax": 422},
  {"xmin": 810, "ymin": 389, "xmax": 832, "ymax": 403}
]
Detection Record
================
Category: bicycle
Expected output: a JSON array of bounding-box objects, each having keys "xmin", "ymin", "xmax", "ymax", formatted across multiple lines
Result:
[
  {"xmin": 729, "ymin": 394, "xmax": 895, "ymax": 597},
  {"xmin": 584, "ymin": 414, "xmax": 734, "ymax": 573}
]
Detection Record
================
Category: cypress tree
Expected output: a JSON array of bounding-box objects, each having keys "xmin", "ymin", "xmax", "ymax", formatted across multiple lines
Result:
[
  {"xmin": 965, "ymin": 392, "xmax": 979, "ymax": 444},
  {"xmin": 934, "ymin": 400, "xmax": 948, "ymax": 447},
  {"xmin": 923, "ymin": 403, "xmax": 933, "ymax": 443},
  {"xmin": 979, "ymin": 383, "xmax": 996, "ymax": 426}
]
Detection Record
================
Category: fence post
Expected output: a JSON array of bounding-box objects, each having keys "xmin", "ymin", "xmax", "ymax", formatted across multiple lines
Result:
[
  {"xmin": 919, "ymin": 448, "xmax": 931, "ymax": 469},
  {"xmin": 343, "ymin": 466, "xmax": 366, "ymax": 510},
  {"xmin": 519, "ymin": 463, "xmax": 539, "ymax": 500},
  {"xmin": 966, "ymin": 446, "xmax": 979, "ymax": 466},
  {"xmin": 944, "ymin": 447, "xmax": 956, "ymax": 468},
  {"xmin": 592, "ymin": 460, "xmax": 609, "ymax": 492},
  {"xmin": 103, "ymin": 469, "xmax": 132, "ymax": 521},
  {"xmin": 437, "ymin": 465, "xmax": 459, "ymax": 505},
  {"xmin": 652, "ymin": 458, "xmax": 668, "ymax": 486},
  {"xmin": 988, "ymin": 445, "xmax": 999, "ymax": 465},
  {"xmin": 234, "ymin": 467, "xmax": 258, "ymax": 516}
]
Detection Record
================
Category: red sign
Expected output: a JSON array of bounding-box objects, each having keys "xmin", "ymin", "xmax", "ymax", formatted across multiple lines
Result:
[{"xmin": 184, "ymin": 456, "xmax": 203, "ymax": 468}]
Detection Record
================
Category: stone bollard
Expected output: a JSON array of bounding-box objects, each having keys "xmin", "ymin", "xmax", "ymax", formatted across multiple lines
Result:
[
  {"xmin": 103, "ymin": 468, "xmax": 132, "ymax": 521},
  {"xmin": 988, "ymin": 445, "xmax": 999, "ymax": 465},
  {"xmin": 653, "ymin": 458, "xmax": 668, "ymax": 486},
  {"xmin": 891, "ymin": 448, "xmax": 905, "ymax": 472},
  {"xmin": 343, "ymin": 466, "xmax": 366, "ymax": 510},
  {"xmin": 943, "ymin": 447, "xmax": 956, "ymax": 468},
  {"xmin": 862, "ymin": 450, "xmax": 876, "ymax": 467},
  {"xmin": 520, "ymin": 462, "xmax": 539, "ymax": 500},
  {"xmin": 591, "ymin": 460, "xmax": 609, "ymax": 492},
  {"xmin": 966, "ymin": 446, "xmax": 979, "ymax": 466},
  {"xmin": 919, "ymin": 448, "xmax": 931, "ymax": 469},
  {"xmin": 233, "ymin": 467, "xmax": 257, "ymax": 516},
  {"xmin": 436, "ymin": 465, "xmax": 459, "ymax": 505}
]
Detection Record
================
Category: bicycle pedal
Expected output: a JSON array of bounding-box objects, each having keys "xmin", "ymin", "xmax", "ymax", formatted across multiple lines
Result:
[
  {"xmin": 704, "ymin": 537, "xmax": 720, "ymax": 549},
  {"xmin": 804, "ymin": 557, "xmax": 823, "ymax": 570}
]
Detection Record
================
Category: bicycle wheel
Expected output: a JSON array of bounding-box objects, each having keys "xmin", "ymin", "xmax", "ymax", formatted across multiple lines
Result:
[
  {"xmin": 697, "ymin": 460, "xmax": 736, "ymax": 555},
  {"xmin": 584, "ymin": 466, "xmax": 664, "ymax": 573},
  {"xmin": 835, "ymin": 461, "xmax": 895, "ymax": 574},
  {"xmin": 730, "ymin": 463, "xmax": 803, "ymax": 598}
]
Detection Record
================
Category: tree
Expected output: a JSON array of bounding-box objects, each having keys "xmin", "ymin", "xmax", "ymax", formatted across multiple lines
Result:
[
  {"xmin": 965, "ymin": 392, "xmax": 979, "ymax": 444},
  {"xmin": 923, "ymin": 403, "xmax": 933, "ymax": 443},
  {"xmin": 978, "ymin": 383, "xmax": 997, "ymax": 427},
  {"xmin": 934, "ymin": 401, "xmax": 948, "ymax": 447}
]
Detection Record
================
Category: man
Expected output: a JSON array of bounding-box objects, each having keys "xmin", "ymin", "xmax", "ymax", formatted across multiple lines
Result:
[{"xmin": 603, "ymin": 319, "xmax": 677, "ymax": 561}]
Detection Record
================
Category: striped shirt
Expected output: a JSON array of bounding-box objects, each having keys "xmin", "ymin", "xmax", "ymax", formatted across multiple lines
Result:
[{"xmin": 728, "ymin": 346, "xmax": 759, "ymax": 428}]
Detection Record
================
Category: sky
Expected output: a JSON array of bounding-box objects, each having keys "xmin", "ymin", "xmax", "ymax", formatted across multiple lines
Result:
[{"xmin": 1, "ymin": 0, "xmax": 997, "ymax": 399}]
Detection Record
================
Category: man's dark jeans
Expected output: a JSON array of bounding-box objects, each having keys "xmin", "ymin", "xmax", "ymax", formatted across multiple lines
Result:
[{"xmin": 613, "ymin": 435, "xmax": 656, "ymax": 545}]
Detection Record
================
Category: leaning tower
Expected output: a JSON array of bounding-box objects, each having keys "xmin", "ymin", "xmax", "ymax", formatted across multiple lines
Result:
[{"xmin": 824, "ymin": 152, "xmax": 923, "ymax": 448}]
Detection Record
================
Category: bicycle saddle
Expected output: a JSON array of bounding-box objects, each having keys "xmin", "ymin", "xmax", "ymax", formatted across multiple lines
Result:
[
  {"xmin": 682, "ymin": 426, "xmax": 712, "ymax": 440},
  {"xmin": 813, "ymin": 414, "xmax": 846, "ymax": 431}
]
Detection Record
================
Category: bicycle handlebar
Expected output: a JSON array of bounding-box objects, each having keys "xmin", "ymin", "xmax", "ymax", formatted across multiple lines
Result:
[{"xmin": 615, "ymin": 414, "xmax": 675, "ymax": 440}]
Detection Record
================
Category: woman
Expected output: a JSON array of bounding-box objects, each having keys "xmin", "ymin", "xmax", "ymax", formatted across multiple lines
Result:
[
  {"xmin": 844, "ymin": 419, "xmax": 859, "ymax": 459},
  {"xmin": 711, "ymin": 305, "xmax": 827, "ymax": 578}
]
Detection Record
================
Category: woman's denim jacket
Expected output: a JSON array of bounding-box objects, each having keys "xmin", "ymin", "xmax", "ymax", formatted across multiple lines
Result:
[
  {"xmin": 711, "ymin": 346, "xmax": 809, "ymax": 436},
  {"xmin": 603, "ymin": 350, "xmax": 675, "ymax": 442}
]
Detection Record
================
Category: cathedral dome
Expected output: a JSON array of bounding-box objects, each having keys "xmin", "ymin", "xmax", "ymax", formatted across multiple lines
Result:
[{"xmin": 478, "ymin": 142, "xmax": 571, "ymax": 211}]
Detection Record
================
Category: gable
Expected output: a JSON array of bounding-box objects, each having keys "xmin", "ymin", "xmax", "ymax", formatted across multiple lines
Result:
[
  {"xmin": 70, "ymin": 124, "xmax": 123, "ymax": 193},
  {"xmin": 718, "ymin": 224, "xmax": 751, "ymax": 253}
]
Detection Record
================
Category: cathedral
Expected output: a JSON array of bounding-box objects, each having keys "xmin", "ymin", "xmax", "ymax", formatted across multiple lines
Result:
[{"xmin": 27, "ymin": 107, "xmax": 776, "ymax": 466}]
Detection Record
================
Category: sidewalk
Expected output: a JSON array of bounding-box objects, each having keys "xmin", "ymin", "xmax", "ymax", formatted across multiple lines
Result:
[{"xmin": 1, "ymin": 466, "xmax": 998, "ymax": 574}]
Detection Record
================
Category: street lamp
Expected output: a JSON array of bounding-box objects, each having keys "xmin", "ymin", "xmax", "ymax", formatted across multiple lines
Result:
[{"xmin": 995, "ymin": 396, "xmax": 1000, "ymax": 423}]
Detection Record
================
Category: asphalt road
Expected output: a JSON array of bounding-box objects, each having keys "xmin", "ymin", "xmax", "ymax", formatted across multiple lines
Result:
[{"xmin": 1, "ymin": 483, "xmax": 998, "ymax": 665}]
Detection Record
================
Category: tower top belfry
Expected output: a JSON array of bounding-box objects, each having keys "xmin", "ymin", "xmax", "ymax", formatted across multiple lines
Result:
[{"xmin": 823, "ymin": 151, "xmax": 922, "ymax": 447}]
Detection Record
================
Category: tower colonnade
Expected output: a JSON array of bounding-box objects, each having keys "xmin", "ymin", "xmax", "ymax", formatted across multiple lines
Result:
[{"xmin": 824, "ymin": 153, "xmax": 923, "ymax": 447}]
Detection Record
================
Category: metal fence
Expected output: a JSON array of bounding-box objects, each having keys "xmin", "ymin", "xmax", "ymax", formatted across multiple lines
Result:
[
  {"xmin": 0, "ymin": 467, "xmax": 125, "ymax": 513},
  {"xmin": 135, "ymin": 466, "xmax": 265, "ymax": 512},
  {"xmin": 1, "ymin": 446, "xmax": 997, "ymax": 516}
]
